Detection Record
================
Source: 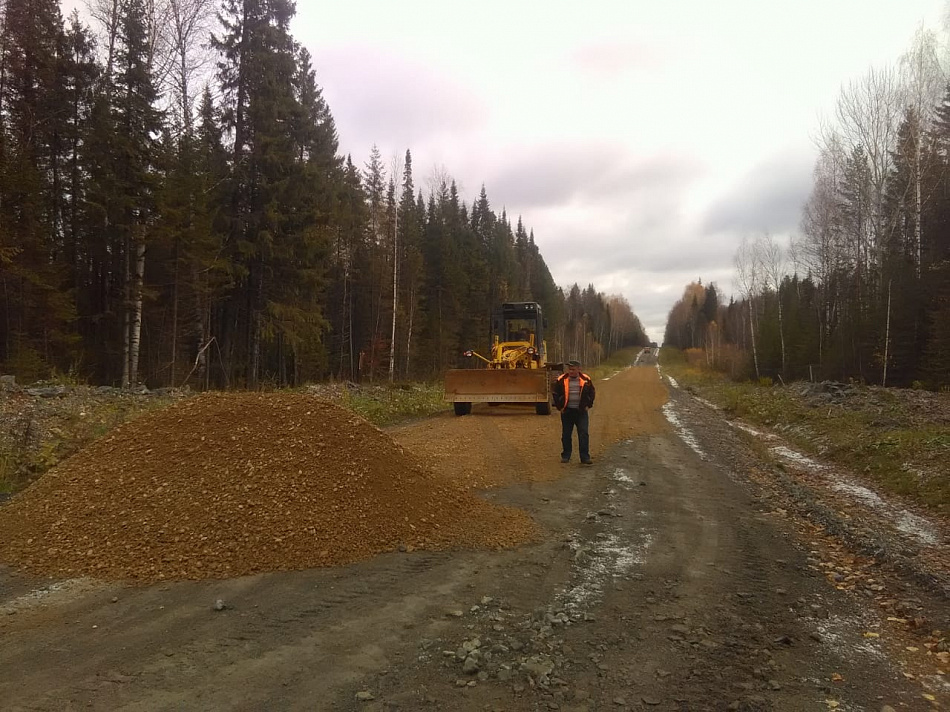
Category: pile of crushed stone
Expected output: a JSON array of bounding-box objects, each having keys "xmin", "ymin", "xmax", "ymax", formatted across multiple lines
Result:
[{"xmin": 0, "ymin": 393, "xmax": 537, "ymax": 582}]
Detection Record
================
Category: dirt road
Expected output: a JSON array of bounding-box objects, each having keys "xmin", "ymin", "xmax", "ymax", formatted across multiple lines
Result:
[{"xmin": 2, "ymin": 359, "xmax": 948, "ymax": 711}]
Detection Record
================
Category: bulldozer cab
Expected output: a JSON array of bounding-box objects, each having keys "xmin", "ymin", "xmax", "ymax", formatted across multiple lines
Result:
[{"xmin": 492, "ymin": 302, "xmax": 546, "ymax": 362}]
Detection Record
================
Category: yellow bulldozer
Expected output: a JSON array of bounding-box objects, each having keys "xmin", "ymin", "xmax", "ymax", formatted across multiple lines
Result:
[{"xmin": 444, "ymin": 302, "xmax": 560, "ymax": 416}]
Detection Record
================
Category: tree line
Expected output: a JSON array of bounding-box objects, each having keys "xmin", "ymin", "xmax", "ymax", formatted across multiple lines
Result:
[
  {"xmin": 0, "ymin": 0, "xmax": 647, "ymax": 388},
  {"xmin": 665, "ymin": 29, "xmax": 950, "ymax": 389}
]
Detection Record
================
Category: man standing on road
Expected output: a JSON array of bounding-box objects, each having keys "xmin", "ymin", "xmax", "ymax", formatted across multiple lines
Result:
[{"xmin": 552, "ymin": 359, "xmax": 595, "ymax": 464}]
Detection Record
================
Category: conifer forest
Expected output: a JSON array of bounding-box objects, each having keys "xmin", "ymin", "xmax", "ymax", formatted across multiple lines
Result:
[{"xmin": 0, "ymin": 0, "xmax": 647, "ymax": 388}]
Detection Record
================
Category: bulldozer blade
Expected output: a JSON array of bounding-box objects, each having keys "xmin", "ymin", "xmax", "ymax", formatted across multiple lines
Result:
[{"xmin": 444, "ymin": 369, "xmax": 550, "ymax": 403}]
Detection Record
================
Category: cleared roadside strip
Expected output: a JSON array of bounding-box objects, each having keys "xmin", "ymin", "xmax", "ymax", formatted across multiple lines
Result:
[{"xmin": 657, "ymin": 367, "xmax": 941, "ymax": 549}]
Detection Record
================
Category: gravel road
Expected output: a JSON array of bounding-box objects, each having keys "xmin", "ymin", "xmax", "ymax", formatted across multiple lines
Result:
[{"xmin": 1, "ymin": 357, "xmax": 947, "ymax": 711}]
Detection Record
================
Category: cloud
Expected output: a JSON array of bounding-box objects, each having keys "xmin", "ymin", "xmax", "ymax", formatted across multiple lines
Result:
[
  {"xmin": 315, "ymin": 45, "xmax": 488, "ymax": 153},
  {"xmin": 571, "ymin": 41, "xmax": 663, "ymax": 75},
  {"xmin": 702, "ymin": 152, "xmax": 814, "ymax": 236},
  {"xmin": 532, "ymin": 196, "xmax": 739, "ymax": 342},
  {"xmin": 485, "ymin": 145, "xmax": 700, "ymax": 211}
]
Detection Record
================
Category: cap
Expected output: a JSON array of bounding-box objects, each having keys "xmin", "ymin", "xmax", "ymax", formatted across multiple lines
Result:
[{"xmin": 567, "ymin": 359, "xmax": 581, "ymax": 367}]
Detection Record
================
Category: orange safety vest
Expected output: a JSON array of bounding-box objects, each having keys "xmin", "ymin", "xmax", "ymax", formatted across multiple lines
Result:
[{"xmin": 558, "ymin": 372, "xmax": 592, "ymax": 410}]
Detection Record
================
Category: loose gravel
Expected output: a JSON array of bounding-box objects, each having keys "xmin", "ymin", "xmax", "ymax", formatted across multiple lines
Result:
[{"xmin": 0, "ymin": 393, "xmax": 537, "ymax": 582}]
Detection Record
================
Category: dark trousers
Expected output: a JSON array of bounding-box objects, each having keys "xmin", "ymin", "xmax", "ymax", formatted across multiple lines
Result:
[{"xmin": 560, "ymin": 408, "xmax": 590, "ymax": 461}]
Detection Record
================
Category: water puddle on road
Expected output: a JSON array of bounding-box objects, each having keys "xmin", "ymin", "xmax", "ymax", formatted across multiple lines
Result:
[
  {"xmin": 556, "ymin": 464, "xmax": 653, "ymax": 616},
  {"xmin": 560, "ymin": 530, "xmax": 652, "ymax": 615},
  {"xmin": 813, "ymin": 613, "xmax": 886, "ymax": 661},
  {"xmin": 693, "ymin": 395, "xmax": 718, "ymax": 410},
  {"xmin": 730, "ymin": 423, "xmax": 942, "ymax": 548},
  {"xmin": 661, "ymin": 402, "xmax": 707, "ymax": 460},
  {"xmin": 611, "ymin": 467, "xmax": 637, "ymax": 488},
  {"xmin": 830, "ymin": 482, "xmax": 939, "ymax": 546},
  {"xmin": 770, "ymin": 445, "xmax": 827, "ymax": 470}
]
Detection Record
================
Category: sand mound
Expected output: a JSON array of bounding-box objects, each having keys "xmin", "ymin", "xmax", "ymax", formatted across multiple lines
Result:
[{"xmin": 0, "ymin": 393, "xmax": 536, "ymax": 582}]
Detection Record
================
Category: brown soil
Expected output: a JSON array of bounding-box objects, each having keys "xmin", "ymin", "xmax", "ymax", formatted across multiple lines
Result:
[
  {"xmin": 0, "ymin": 393, "xmax": 536, "ymax": 582},
  {"xmin": 391, "ymin": 365, "xmax": 669, "ymax": 489}
]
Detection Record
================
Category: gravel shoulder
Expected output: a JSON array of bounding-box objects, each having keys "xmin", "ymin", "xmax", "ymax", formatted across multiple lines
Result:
[{"xmin": 1, "ymin": 360, "xmax": 948, "ymax": 711}]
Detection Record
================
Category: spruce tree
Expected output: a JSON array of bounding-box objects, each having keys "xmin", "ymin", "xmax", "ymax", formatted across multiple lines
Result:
[
  {"xmin": 214, "ymin": 0, "xmax": 326, "ymax": 386},
  {"xmin": 0, "ymin": 0, "xmax": 77, "ymax": 376}
]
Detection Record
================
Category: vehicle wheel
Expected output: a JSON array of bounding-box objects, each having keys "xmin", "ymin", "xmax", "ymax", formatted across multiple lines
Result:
[
  {"xmin": 453, "ymin": 402, "xmax": 472, "ymax": 416},
  {"xmin": 535, "ymin": 401, "xmax": 551, "ymax": 415}
]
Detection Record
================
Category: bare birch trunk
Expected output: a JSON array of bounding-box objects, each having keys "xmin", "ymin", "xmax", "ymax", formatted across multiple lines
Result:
[
  {"xmin": 170, "ymin": 238, "xmax": 179, "ymax": 386},
  {"xmin": 882, "ymin": 279, "xmax": 892, "ymax": 387},
  {"xmin": 749, "ymin": 300, "xmax": 759, "ymax": 380},
  {"xmin": 405, "ymin": 286, "xmax": 414, "ymax": 378},
  {"xmin": 915, "ymin": 147, "xmax": 923, "ymax": 277},
  {"xmin": 121, "ymin": 234, "xmax": 131, "ymax": 388},
  {"xmin": 192, "ymin": 264, "xmax": 206, "ymax": 385},
  {"xmin": 105, "ymin": 0, "xmax": 120, "ymax": 82},
  {"xmin": 129, "ymin": 231, "xmax": 146, "ymax": 385}
]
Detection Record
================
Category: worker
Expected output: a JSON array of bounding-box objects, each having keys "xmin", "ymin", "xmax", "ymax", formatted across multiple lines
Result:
[{"xmin": 552, "ymin": 359, "xmax": 595, "ymax": 464}]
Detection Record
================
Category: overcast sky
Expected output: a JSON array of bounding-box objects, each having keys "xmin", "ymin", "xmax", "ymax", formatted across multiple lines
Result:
[{"xmin": 290, "ymin": 0, "xmax": 948, "ymax": 341}]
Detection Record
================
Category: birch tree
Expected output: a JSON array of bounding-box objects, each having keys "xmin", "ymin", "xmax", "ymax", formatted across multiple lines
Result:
[
  {"xmin": 734, "ymin": 236, "xmax": 761, "ymax": 380},
  {"xmin": 835, "ymin": 66, "xmax": 903, "ymax": 270},
  {"xmin": 118, "ymin": 0, "xmax": 162, "ymax": 386},
  {"xmin": 755, "ymin": 232, "xmax": 788, "ymax": 377},
  {"xmin": 387, "ymin": 153, "xmax": 404, "ymax": 382},
  {"xmin": 899, "ymin": 27, "xmax": 944, "ymax": 275}
]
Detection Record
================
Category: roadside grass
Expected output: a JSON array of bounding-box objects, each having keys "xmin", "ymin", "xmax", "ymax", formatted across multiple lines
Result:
[
  {"xmin": 337, "ymin": 383, "xmax": 447, "ymax": 427},
  {"xmin": 659, "ymin": 348, "xmax": 950, "ymax": 514}
]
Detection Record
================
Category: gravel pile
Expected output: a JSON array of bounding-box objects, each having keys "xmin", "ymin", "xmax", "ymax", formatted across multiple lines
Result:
[{"xmin": 0, "ymin": 393, "xmax": 536, "ymax": 582}]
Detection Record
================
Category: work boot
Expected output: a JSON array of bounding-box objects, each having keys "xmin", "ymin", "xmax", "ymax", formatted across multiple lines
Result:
[
  {"xmin": 560, "ymin": 456, "xmax": 570, "ymax": 463},
  {"xmin": 581, "ymin": 458, "xmax": 593, "ymax": 465}
]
